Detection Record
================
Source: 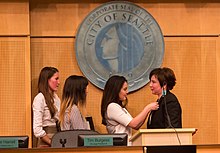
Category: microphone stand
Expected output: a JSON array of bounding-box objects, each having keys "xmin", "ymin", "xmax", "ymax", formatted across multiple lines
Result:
[{"xmin": 163, "ymin": 93, "xmax": 181, "ymax": 145}]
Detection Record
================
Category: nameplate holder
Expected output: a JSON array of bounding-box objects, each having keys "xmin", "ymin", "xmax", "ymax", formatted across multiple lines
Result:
[
  {"xmin": 84, "ymin": 137, "xmax": 113, "ymax": 146},
  {"xmin": 0, "ymin": 138, "xmax": 18, "ymax": 148}
]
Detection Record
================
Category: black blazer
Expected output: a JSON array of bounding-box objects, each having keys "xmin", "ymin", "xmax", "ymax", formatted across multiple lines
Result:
[{"xmin": 147, "ymin": 91, "xmax": 182, "ymax": 129}]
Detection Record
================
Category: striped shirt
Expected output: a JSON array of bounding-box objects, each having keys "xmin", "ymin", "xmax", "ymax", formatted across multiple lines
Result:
[{"xmin": 61, "ymin": 104, "xmax": 89, "ymax": 131}]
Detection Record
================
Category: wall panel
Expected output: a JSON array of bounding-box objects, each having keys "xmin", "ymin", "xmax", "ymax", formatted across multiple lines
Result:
[
  {"xmin": 0, "ymin": 0, "xmax": 29, "ymax": 35},
  {"xmin": 0, "ymin": 37, "xmax": 31, "ymax": 137},
  {"xmin": 145, "ymin": 3, "xmax": 220, "ymax": 35},
  {"xmin": 30, "ymin": 1, "xmax": 220, "ymax": 36},
  {"xmin": 0, "ymin": 0, "xmax": 31, "ymax": 146}
]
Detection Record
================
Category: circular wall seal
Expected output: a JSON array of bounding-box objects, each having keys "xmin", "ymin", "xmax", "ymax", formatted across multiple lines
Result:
[{"xmin": 75, "ymin": 1, "xmax": 164, "ymax": 92}]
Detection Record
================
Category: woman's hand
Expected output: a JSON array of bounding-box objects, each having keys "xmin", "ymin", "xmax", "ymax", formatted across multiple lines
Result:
[{"xmin": 145, "ymin": 102, "xmax": 159, "ymax": 111}]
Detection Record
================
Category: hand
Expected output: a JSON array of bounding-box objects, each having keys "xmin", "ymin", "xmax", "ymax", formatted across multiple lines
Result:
[
  {"xmin": 148, "ymin": 102, "xmax": 159, "ymax": 111},
  {"xmin": 41, "ymin": 135, "xmax": 52, "ymax": 146}
]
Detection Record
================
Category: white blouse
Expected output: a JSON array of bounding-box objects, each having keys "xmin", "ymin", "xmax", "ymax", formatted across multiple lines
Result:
[
  {"xmin": 32, "ymin": 92, "xmax": 60, "ymax": 138},
  {"xmin": 106, "ymin": 103, "xmax": 133, "ymax": 145}
]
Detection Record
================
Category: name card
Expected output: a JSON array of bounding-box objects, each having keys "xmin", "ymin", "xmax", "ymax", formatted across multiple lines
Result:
[
  {"xmin": 0, "ymin": 138, "xmax": 18, "ymax": 148},
  {"xmin": 84, "ymin": 137, "xmax": 113, "ymax": 146}
]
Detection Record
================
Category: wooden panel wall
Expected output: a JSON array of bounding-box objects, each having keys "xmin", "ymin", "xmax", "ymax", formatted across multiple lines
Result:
[
  {"xmin": 30, "ymin": 1, "xmax": 220, "ymax": 36},
  {"xmin": 0, "ymin": 0, "xmax": 219, "ymax": 147},
  {"xmin": 0, "ymin": 0, "xmax": 31, "ymax": 145},
  {"xmin": 0, "ymin": 37, "xmax": 30, "ymax": 135},
  {"xmin": 0, "ymin": 0, "xmax": 29, "ymax": 35}
]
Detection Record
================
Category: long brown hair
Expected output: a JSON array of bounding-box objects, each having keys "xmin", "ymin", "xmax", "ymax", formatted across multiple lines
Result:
[
  {"xmin": 59, "ymin": 75, "xmax": 88, "ymax": 127},
  {"xmin": 38, "ymin": 67, "xmax": 59, "ymax": 118},
  {"xmin": 101, "ymin": 75, "xmax": 128, "ymax": 125}
]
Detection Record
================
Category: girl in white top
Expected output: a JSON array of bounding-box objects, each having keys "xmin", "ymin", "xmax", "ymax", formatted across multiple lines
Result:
[
  {"xmin": 59, "ymin": 75, "xmax": 90, "ymax": 131},
  {"xmin": 101, "ymin": 75, "xmax": 159, "ymax": 145},
  {"xmin": 32, "ymin": 67, "xmax": 60, "ymax": 147}
]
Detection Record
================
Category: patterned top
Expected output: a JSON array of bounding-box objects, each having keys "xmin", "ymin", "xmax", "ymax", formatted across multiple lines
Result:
[{"xmin": 61, "ymin": 104, "xmax": 89, "ymax": 131}]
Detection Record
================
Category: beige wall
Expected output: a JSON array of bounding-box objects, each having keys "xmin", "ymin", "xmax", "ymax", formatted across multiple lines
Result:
[{"xmin": 0, "ymin": 0, "xmax": 219, "ymax": 147}]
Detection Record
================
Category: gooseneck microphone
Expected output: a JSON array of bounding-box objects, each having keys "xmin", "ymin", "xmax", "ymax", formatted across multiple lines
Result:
[
  {"xmin": 162, "ymin": 88, "xmax": 172, "ymax": 128},
  {"xmin": 162, "ymin": 82, "xmax": 172, "ymax": 128},
  {"xmin": 162, "ymin": 84, "xmax": 181, "ymax": 145}
]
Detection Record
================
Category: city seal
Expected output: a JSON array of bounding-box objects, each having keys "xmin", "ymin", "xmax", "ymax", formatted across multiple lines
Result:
[{"xmin": 75, "ymin": 1, "xmax": 164, "ymax": 92}]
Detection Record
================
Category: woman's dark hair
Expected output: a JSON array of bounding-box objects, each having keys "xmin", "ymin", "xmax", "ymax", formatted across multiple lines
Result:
[
  {"xmin": 149, "ymin": 67, "xmax": 176, "ymax": 90},
  {"xmin": 101, "ymin": 75, "xmax": 127, "ymax": 125},
  {"xmin": 38, "ymin": 66, "xmax": 59, "ymax": 118},
  {"xmin": 59, "ymin": 75, "xmax": 88, "ymax": 126}
]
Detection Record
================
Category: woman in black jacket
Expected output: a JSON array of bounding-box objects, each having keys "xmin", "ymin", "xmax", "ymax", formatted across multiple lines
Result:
[{"xmin": 147, "ymin": 67, "xmax": 182, "ymax": 129}]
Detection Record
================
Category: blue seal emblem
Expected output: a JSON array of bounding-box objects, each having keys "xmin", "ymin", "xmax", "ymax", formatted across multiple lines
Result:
[{"xmin": 75, "ymin": 1, "xmax": 164, "ymax": 92}]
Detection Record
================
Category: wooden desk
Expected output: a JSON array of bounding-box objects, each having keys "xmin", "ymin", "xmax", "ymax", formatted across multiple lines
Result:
[
  {"xmin": 1, "ymin": 144, "xmax": 220, "ymax": 153},
  {"xmin": 130, "ymin": 128, "xmax": 197, "ymax": 146},
  {"xmin": 0, "ymin": 146, "xmax": 143, "ymax": 153}
]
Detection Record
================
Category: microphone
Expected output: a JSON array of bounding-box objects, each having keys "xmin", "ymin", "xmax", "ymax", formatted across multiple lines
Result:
[
  {"xmin": 161, "ymin": 82, "xmax": 171, "ymax": 127},
  {"xmin": 163, "ymin": 95, "xmax": 172, "ymax": 128},
  {"xmin": 162, "ymin": 83, "xmax": 181, "ymax": 145}
]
